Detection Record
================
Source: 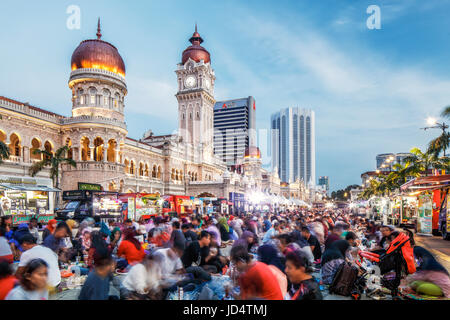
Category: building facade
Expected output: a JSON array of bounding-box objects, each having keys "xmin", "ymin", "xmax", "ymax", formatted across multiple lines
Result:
[
  {"xmin": 0, "ymin": 21, "xmax": 309, "ymax": 203},
  {"xmin": 213, "ymin": 96, "xmax": 256, "ymax": 166},
  {"xmin": 318, "ymin": 176, "xmax": 329, "ymax": 195},
  {"xmin": 271, "ymin": 108, "xmax": 315, "ymax": 185}
]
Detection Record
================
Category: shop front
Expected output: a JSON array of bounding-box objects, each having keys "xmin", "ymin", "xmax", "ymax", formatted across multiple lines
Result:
[
  {"xmin": 119, "ymin": 193, "xmax": 162, "ymax": 221},
  {"xmin": 0, "ymin": 175, "xmax": 59, "ymax": 225}
]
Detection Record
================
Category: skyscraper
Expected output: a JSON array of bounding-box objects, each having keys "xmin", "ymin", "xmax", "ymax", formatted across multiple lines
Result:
[
  {"xmin": 318, "ymin": 176, "xmax": 329, "ymax": 194},
  {"xmin": 271, "ymin": 108, "xmax": 315, "ymax": 185},
  {"xmin": 213, "ymin": 96, "xmax": 256, "ymax": 166}
]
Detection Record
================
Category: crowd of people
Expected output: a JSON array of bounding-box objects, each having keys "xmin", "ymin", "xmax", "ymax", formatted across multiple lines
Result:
[{"xmin": 0, "ymin": 207, "xmax": 449, "ymax": 300}]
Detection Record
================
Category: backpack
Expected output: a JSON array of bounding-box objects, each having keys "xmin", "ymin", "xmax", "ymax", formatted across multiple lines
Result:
[{"xmin": 329, "ymin": 261, "xmax": 359, "ymax": 296}]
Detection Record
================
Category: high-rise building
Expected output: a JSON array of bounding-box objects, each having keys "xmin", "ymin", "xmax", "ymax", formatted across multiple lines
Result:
[
  {"xmin": 213, "ymin": 97, "xmax": 256, "ymax": 166},
  {"xmin": 318, "ymin": 176, "xmax": 329, "ymax": 194},
  {"xmin": 271, "ymin": 108, "xmax": 315, "ymax": 185},
  {"xmin": 376, "ymin": 152, "xmax": 412, "ymax": 172}
]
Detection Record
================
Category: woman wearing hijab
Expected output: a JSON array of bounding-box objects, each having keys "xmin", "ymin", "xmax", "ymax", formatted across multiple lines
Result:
[
  {"xmin": 218, "ymin": 217, "xmax": 231, "ymax": 242},
  {"xmin": 232, "ymin": 231, "xmax": 255, "ymax": 252},
  {"xmin": 42, "ymin": 219, "xmax": 57, "ymax": 242},
  {"xmin": 406, "ymin": 246, "xmax": 450, "ymax": 297},
  {"xmin": 320, "ymin": 240, "xmax": 350, "ymax": 285},
  {"xmin": 257, "ymin": 244, "xmax": 288, "ymax": 297}
]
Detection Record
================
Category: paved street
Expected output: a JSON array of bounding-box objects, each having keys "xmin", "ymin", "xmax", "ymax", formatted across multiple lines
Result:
[{"xmin": 415, "ymin": 235, "xmax": 450, "ymax": 271}]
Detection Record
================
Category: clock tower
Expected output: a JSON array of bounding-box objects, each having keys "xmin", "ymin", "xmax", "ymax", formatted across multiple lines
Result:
[{"xmin": 176, "ymin": 25, "xmax": 216, "ymax": 162}]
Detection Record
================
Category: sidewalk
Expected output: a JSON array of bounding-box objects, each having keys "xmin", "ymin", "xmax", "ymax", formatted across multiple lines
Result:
[{"xmin": 414, "ymin": 235, "xmax": 450, "ymax": 272}]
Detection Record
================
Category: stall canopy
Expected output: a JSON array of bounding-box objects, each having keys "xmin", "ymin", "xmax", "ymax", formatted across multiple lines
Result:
[
  {"xmin": 0, "ymin": 184, "xmax": 61, "ymax": 192},
  {"xmin": 400, "ymin": 174, "xmax": 450, "ymax": 193}
]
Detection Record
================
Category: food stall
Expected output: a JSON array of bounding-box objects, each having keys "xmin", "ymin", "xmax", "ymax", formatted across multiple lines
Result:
[
  {"xmin": 119, "ymin": 193, "xmax": 162, "ymax": 221},
  {"xmin": 0, "ymin": 175, "xmax": 59, "ymax": 225},
  {"xmin": 162, "ymin": 195, "xmax": 195, "ymax": 217},
  {"xmin": 56, "ymin": 190, "xmax": 122, "ymax": 222}
]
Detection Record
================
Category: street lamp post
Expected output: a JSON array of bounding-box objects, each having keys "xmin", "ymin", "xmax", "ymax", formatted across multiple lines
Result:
[{"xmin": 422, "ymin": 118, "xmax": 449, "ymax": 156}]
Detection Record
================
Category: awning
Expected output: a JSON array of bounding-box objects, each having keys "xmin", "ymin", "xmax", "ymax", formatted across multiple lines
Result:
[
  {"xmin": 401, "ymin": 174, "xmax": 450, "ymax": 191},
  {"xmin": 0, "ymin": 184, "xmax": 61, "ymax": 192}
]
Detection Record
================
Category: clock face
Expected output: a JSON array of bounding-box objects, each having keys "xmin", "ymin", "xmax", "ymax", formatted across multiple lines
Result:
[{"xmin": 185, "ymin": 75, "xmax": 196, "ymax": 88}]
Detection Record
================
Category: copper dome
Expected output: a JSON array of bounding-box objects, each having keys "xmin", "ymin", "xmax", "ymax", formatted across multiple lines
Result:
[
  {"xmin": 244, "ymin": 146, "xmax": 261, "ymax": 159},
  {"xmin": 71, "ymin": 19, "xmax": 126, "ymax": 77},
  {"xmin": 181, "ymin": 25, "xmax": 211, "ymax": 65}
]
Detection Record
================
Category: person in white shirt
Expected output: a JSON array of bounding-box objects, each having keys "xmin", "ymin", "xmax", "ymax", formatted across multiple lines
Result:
[
  {"xmin": 120, "ymin": 253, "xmax": 163, "ymax": 299},
  {"xmin": 15, "ymin": 234, "xmax": 61, "ymax": 289}
]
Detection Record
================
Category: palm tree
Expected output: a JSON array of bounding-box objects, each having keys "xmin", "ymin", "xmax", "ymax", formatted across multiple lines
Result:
[
  {"xmin": 29, "ymin": 145, "xmax": 76, "ymax": 206},
  {"xmin": 427, "ymin": 131, "xmax": 450, "ymax": 158},
  {"xmin": 0, "ymin": 141, "xmax": 10, "ymax": 164},
  {"xmin": 403, "ymin": 147, "xmax": 449, "ymax": 177}
]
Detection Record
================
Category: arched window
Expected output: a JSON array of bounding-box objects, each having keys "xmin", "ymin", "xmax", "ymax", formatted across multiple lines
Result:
[
  {"xmin": 157, "ymin": 166, "xmax": 162, "ymax": 179},
  {"xmin": 77, "ymin": 89, "xmax": 84, "ymax": 105},
  {"xmin": 124, "ymin": 159, "xmax": 130, "ymax": 174},
  {"xmin": 103, "ymin": 89, "xmax": 111, "ymax": 107},
  {"xmin": 130, "ymin": 160, "xmax": 135, "ymax": 175},
  {"xmin": 114, "ymin": 93, "xmax": 120, "ymax": 109},
  {"xmin": 89, "ymin": 87, "xmax": 97, "ymax": 105},
  {"xmin": 44, "ymin": 141, "xmax": 53, "ymax": 160},
  {"xmin": 144, "ymin": 164, "xmax": 149, "ymax": 177},
  {"xmin": 194, "ymin": 173, "xmax": 198, "ymax": 181},
  {"xmin": 30, "ymin": 138, "xmax": 41, "ymax": 161},
  {"xmin": 9, "ymin": 133, "xmax": 21, "ymax": 157},
  {"xmin": 171, "ymin": 169, "xmax": 175, "ymax": 180},
  {"xmin": 139, "ymin": 162, "xmax": 144, "ymax": 176},
  {"xmin": 93, "ymin": 137, "xmax": 104, "ymax": 162},
  {"xmin": 65, "ymin": 138, "xmax": 73, "ymax": 160},
  {"xmin": 0, "ymin": 131, "xmax": 6, "ymax": 143},
  {"xmin": 107, "ymin": 140, "xmax": 116, "ymax": 162},
  {"xmin": 180, "ymin": 170, "xmax": 184, "ymax": 181},
  {"xmin": 108, "ymin": 182, "xmax": 116, "ymax": 192},
  {"xmin": 81, "ymin": 137, "xmax": 90, "ymax": 161},
  {"xmin": 152, "ymin": 165, "xmax": 157, "ymax": 178},
  {"xmin": 175, "ymin": 170, "xmax": 180, "ymax": 181}
]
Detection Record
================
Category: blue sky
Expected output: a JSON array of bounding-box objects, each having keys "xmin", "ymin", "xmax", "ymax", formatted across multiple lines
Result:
[{"xmin": 1, "ymin": 0, "xmax": 450, "ymax": 192}]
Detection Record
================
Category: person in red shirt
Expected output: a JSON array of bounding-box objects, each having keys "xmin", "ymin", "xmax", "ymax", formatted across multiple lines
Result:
[
  {"xmin": 117, "ymin": 228, "xmax": 146, "ymax": 267},
  {"xmin": 0, "ymin": 260, "xmax": 17, "ymax": 300},
  {"xmin": 230, "ymin": 245, "xmax": 283, "ymax": 300}
]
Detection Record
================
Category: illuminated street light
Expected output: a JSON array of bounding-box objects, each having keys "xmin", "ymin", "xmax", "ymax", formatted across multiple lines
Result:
[{"xmin": 427, "ymin": 117, "xmax": 437, "ymax": 126}]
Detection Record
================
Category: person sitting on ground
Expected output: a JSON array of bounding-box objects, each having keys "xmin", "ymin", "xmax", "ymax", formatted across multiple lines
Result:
[
  {"xmin": 0, "ymin": 227, "xmax": 14, "ymax": 263},
  {"xmin": 405, "ymin": 246, "xmax": 450, "ymax": 298},
  {"xmin": 181, "ymin": 231, "xmax": 211, "ymax": 269},
  {"xmin": 205, "ymin": 218, "xmax": 222, "ymax": 247},
  {"xmin": 232, "ymin": 231, "xmax": 256, "ymax": 252},
  {"xmin": 217, "ymin": 217, "xmax": 231, "ymax": 243},
  {"xmin": 230, "ymin": 245, "xmax": 283, "ymax": 300},
  {"xmin": 320, "ymin": 240, "xmax": 350, "ymax": 285},
  {"xmin": 181, "ymin": 223, "xmax": 198, "ymax": 244},
  {"xmin": 117, "ymin": 228, "xmax": 146, "ymax": 270},
  {"xmin": 109, "ymin": 227, "xmax": 122, "ymax": 254},
  {"xmin": 148, "ymin": 217, "xmax": 170, "ymax": 247},
  {"xmin": 285, "ymin": 249, "xmax": 323, "ymax": 300},
  {"xmin": 257, "ymin": 244, "xmax": 288, "ymax": 297},
  {"xmin": 301, "ymin": 227, "xmax": 322, "ymax": 262},
  {"xmin": 16, "ymin": 234, "xmax": 60, "ymax": 290},
  {"xmin": 262, "ymin": 221, "xmax": 279, "ymax": 245},
  {"xmin": 324, "ymin": 225, "xmax": 343, "ymax": 250},
  {"xmin": 87, "ymin": 231, "xmax": 111, "ymax": 270},
  {"xmin": 170, "ymin": 221, "xmax": 186, "ymax": 250},
  {"xmin": 42, "ymin": 222, "xmax": 72, "ymax": 262},
  {"xmin": 78, "ymin": 249, "xmax": 117, "ymax": 300},
  {"xmin": 28, "ymin": 218, "xmax": 40, "ymax": 244},
  {"xmin": 10, "ymin": 223, "xmax": 32, "ymax": 260},
  {"xmin": 120, "ymin": 253, "xmax": 163, "ymax": 300},
  {"xmin": 42, "ymin": 219, "xmax": 57, "ymax": 242},
  {"xmin": 6, "ymin": 258, "xmax": 49, "ymax": 300},
  {"xmin": 0, "ymin": 259, "xmax": 17, "ymax": 300}
]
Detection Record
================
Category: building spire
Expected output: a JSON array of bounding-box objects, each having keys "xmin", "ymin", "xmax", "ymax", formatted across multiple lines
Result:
[
  {"xmin": 195, "ymin": 22, "xmax": 198, "ymax": 33},
  {"xmin": 96, "ymin": 18, "xmax": 102, "ymax": 40}
]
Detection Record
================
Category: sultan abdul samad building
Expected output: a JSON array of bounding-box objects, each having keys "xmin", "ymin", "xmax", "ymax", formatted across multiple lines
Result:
[{"xmin": 0, "ymin": 21, "xmax": 309, "ymax": 205}]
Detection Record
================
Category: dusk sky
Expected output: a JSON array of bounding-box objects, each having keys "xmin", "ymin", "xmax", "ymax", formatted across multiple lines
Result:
[{"xmin": 1, "ymin": 0, "xmax": 450, "ymax": 192}]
